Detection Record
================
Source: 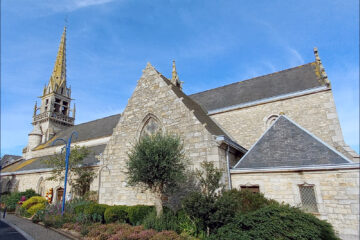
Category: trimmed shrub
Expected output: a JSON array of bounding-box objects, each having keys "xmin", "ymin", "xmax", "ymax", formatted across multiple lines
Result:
[
  {"xmin": 22, "ymin": 196, "xmax": 47, "ymax": 209},
  {"xmin": 27, "ymin": 202, "xmax": 46, "ymax": 215},
  {"xmin": 74, "ymin": 201, "xmax": 93, "ymax": 214},
  {"xmin": 104, "ymin": 205, "xmax": 128, "ymax": 223},
  {"xmin": 209, "ymin": 204, "xmax": 340, "ymax": 240},
  {"xmin": 127, "ymin": 205, "xmax": 154, "ymax": 225},
  {"xmin": 83, "ymin": 203, "xmax": 109, "ymax": 222}
]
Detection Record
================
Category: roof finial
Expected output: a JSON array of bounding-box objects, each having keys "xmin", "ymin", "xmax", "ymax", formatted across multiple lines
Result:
[
  {"xmin": 171, "ymin": 60, "xmax": 183, "ymax": 90},
  {"xmin": 313, "ymin": 47, "xmax": 330, "ymax": 87}
]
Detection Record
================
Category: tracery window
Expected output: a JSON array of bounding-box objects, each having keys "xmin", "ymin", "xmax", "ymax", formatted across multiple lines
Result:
[{"xmin": 140, "ymin": 115, "xmax": 161, "ymax": 138}]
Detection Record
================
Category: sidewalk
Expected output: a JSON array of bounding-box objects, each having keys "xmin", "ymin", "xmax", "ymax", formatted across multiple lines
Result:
[{"xmin": 2, "ymin": 214, "xmax": 71, "ymax": 240}]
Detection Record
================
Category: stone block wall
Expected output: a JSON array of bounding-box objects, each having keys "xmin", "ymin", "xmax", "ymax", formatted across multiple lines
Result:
[
  {"xmin": 99, "ymin": 64, "xmax": 226, "ymax": 206},
  {"xmin": 211, "ymin": 90, "xmax": 358, "ymax": 161},
  {"xmin": 231, "ymin": 168, "xmax": 360, "ymax": 240}
]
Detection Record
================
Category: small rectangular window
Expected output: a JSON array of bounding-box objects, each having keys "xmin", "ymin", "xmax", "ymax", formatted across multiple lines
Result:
[
  {"xmin": 299, "ymin": 184, "xmax": 318, "ymax": 213},
  {"xmin": 55, "ymin": 98, "xmax": 61, "ymax": 103},
  {"xmin": 240, "ymin": 185, "xmax": 260, "ymax": 193},
  {"xmin": 45, "ymin": 99, "xmax": 49, "ymax": 105}
]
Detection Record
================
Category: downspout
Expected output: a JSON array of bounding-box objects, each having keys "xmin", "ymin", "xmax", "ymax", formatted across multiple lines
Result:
[
  {"xmin": 98, "ymin": 165, "xmax": 110, "ymax": 202},
  {"xmin": 226, "ymin": 145, "xmax": 232, "ymax": 190}
]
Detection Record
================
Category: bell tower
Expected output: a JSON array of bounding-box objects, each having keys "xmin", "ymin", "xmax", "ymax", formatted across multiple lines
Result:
[{"xmin": 26, "ymin": 27, "xmax": 75, "ymax": 153}]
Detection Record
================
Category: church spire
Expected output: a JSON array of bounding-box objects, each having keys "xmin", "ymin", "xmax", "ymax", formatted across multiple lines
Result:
[{"xmin": 49, "ymin": 27, "xmax": 67, "ymax": 93}]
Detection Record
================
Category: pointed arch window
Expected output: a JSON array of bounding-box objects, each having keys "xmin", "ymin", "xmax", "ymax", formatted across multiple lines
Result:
[{"xmin": 140, "ymin": 114, "xmax": 161, "ymax": 138}]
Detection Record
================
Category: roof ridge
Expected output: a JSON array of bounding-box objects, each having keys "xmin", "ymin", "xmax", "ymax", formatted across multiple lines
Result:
[{"xmin": 190, "ymin": 62, "xmax": 316, "ymax": 96}]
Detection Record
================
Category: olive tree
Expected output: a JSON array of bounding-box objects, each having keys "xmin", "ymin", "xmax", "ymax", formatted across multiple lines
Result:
[{"xmin": 126, "ymin": 132, "xmax": 186, "ymax": 217}]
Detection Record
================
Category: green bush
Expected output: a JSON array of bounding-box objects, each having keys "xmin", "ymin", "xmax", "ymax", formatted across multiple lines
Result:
[
  {"xmin": 209, "ymin": 204, "xmax": 340, "ymax": 240},
  {"xmin": 143, "ymin": 208, "xmax": 191, "ymax": 234},
  {"xmin": 3, "ymin": 189, "xmax": 39, "ymax": 211},
  {"xmin": 182, "ymin": 189, "xmax": 277, "ymax": 233},
  {"xmin": 127, "ymin": 205, "xmax": 154, "ymax": 225},
  {"xmin": 27, "ymin": 202, "xmax": 46, "ymax": 216},
  {"xmin": 74, "ymin": 201, "xmax": 93, "ymax": 214},
  {"xmin": 104, "ymin": 205, "xmax": 128, "ymax": 223},
  {"xmin": 83, "ymin": 203, "xmax": 109, "ymax": 222}
]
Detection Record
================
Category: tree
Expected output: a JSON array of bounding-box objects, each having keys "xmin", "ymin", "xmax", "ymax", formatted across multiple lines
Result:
[
  {"xmin": 126, "ymin": 132, "xmax": 186, "ymax": 217},
  {"xmin": 182, "ymin": 161, "xmax": 224, "ymax": 235},
  {"xmin": 43, "ymin": 146, "xmax": 97, "ymax": 197}
]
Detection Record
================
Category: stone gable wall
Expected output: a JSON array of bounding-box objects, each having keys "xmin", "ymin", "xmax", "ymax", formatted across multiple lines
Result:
[
  {"xmin": 231, "ymin": 169, "xmax": 360, "ymax": 240},
  {"xmin": 99, "ymin": 64, "xmax": 226, "ymax": 206},
  {"xmin": 211, "ymin": 90, "xmax": 358, "ymax": 161}
]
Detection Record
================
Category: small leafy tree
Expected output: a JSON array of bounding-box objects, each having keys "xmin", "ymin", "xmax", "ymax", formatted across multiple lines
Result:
[
  {"xmin": 127, "ymin": 132, "xmax": 186, "ymax": 217},
  {"xmin": 182, "ymin": 161, "xmax": 224, "ymax": 235},
  {"xmin": 43, "ymin": 146, "xmax": 97, "ymax": 197}
]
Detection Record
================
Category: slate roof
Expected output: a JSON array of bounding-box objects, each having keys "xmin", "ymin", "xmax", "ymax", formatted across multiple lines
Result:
[
  {"xmin": 0, "ymin": 155, "xmax": 23, "ymax": 168},
  {"xmin": 234, "ymin": 116, "xmax": 351, "ymax": 169},
  {"xmin": 157, "ymin": 72, "xmax": 230, "ymax": 138},
  {"xmin": 189, "ymin": 62, "xmax": 325, "ymax": 112},
  {"xmin": 36, "ymin": 114, "xmax": 121, "ymax": 149},
  {"xmin": 1, "ymin": 144, "xmax": 106, "ymax": 173}
]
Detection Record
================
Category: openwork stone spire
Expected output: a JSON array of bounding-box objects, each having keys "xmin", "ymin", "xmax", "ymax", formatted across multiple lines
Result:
[{"xmin": 49, "ymin": 27, "xmax": 67, "ymax": 92}]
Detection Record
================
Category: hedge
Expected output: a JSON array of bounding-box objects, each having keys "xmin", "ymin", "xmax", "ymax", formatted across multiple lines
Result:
[
  {"xmin": 104, "ymin": 206, "xmax": 128, "ymax": 223},
  {"xmin": 127, "ymin": 205, "xmax": 154, "ymax": 225},
  {"xmin": 83, "ymin": 203, "xmax": 110, "ymax": 222},
  {"xmin": 209, "ymin": 204, "xmax": 340, "ymax": 240}
]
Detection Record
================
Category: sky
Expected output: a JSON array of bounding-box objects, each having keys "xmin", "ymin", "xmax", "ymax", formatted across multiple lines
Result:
[{"xmin": 1, "ymin": 0, "xmax": 359, "ymax": 156}]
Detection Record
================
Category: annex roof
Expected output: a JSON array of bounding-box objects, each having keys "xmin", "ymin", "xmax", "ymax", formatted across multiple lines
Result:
[
  {"xmin": 1, "ymin": 144, "xmax": 106, "ymax": 173},
  {"xmin": 234, "ymin": 115, "xmax": 352, "ymax": 169},
  {"xmin": 189, "ymin": 62, "xmax": 326, "ymax": 112},
  {"xmin": 35, "ymin": 114, "xmax": 121, "ymax": 150},
  {"xmin": 0, "ymin": 155, "xmax": 23, "ymax": 168}
]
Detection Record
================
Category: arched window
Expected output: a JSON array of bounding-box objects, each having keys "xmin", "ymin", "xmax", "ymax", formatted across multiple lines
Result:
[
  {"xmin": 265, "ymin": 114, "xmax": 279, "ymax": 128},
  {"xmin": 140, "ymin": 114, "xmax": 161, "ymax": 138},
  {"xmin": 37, "ymin": 177, "xmax": 45, "ymax": 196},
  {"xmin": 6, "ymin": 181, "xmax": 12, "ymax": 193}
]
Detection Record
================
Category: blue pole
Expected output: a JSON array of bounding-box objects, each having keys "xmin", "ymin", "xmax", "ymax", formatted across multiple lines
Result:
[
  {"xmin": 52, "ymin": 131, "xmax": 78, "ymax": 216},
  {"xmin": 61, "ymin": 141, "xmax": 71, "ymax": 215}
]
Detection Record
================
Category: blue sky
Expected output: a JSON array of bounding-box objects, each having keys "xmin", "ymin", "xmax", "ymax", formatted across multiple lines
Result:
[{"xmin": 1, "ymin": 0, "xmax": 359, "ymax": 156}]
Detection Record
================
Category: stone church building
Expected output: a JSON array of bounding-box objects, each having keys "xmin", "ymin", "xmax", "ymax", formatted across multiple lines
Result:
[{"xmin": 1, "ymin": 29, "xmax": 359, "ymax": 239}]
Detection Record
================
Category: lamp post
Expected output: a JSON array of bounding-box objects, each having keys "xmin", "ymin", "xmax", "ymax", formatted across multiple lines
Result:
[{"xmin": 52, "ymin": 131, "xmax": 78, "ymax": 215}]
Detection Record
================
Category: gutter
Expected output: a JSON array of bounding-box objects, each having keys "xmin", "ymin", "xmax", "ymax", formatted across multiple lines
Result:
[
  {"xmin": 0, "ymin": 164, "xmax": 100, "ymax": 176},
  {"xmin": 216, "ymin": 135, "xmax": 247, "ymax": 154},
  {"xmin": 230, "ymin": 163, "xmax": 360, "ymax": 174}
]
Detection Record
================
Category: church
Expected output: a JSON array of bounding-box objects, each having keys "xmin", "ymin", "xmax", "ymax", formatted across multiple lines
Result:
[{"xmin": 1, "ymin": 28, "xmax": 359, "ymax": 239}]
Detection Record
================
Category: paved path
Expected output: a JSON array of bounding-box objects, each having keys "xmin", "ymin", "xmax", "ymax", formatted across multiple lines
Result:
[
  {"xmin": 0, "ymin": 220, "xmax": 28, "ymax": 240},
  {"xmin": 2, "ymin": 214, "xmax": 71, "ymax": 240}
]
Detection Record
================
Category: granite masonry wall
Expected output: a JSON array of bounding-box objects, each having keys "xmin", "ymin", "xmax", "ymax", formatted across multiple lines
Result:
[
  {"xmin": 99, "ymin": 63, "xmax": 226, "ymax": 206},
  {"xmin": 211, "ymin": 89, "xmax": 359, "ymax": 162},
  {"xmin": 231, "ymin": 168, "xmax": 360, "ymax": 240}
]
